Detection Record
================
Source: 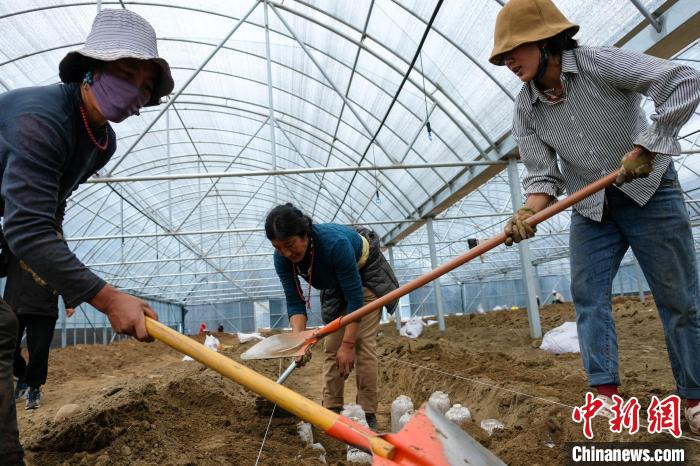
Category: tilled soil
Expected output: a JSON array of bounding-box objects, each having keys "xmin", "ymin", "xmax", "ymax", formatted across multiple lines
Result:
[{"xmin": 17, "ymin": 297, "xmax": 700, "ymax": 465}]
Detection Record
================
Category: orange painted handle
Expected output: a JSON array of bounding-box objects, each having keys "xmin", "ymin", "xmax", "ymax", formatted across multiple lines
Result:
[{"xmin": 311, "ymin": 171, "xmax": 618, "ymax": 341}]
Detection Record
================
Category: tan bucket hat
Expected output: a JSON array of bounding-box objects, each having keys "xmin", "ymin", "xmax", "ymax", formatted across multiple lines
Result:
[
  {"xmin": 59, "ymin": 9, "xmax": 174, "ymax": 107},
  {"xmin": 489, "ymin": 0, "xmax": 578, "ymax": 66}
]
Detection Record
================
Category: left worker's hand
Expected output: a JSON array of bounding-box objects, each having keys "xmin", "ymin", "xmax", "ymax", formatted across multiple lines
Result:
[
  {"xmin": 615, "ymin": 146, "xmax": 654, "ymax": 185},
  {"xmin": 65, "ymin": 307, "xmax": 75, "ymax": 318},
  {"xmin": 336, "ymin": 341, "xmax": 356, "ymax": 379}
]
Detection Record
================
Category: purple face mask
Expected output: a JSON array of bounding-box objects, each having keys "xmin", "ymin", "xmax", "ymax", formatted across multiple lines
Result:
[{"xmin": 90, "ymin": 72, "xmax": 149, "ymax": 123}]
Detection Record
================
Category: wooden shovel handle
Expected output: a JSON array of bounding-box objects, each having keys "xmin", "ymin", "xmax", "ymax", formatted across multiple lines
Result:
[
  {"xmin": 313, "ymin": 171, "xmax": 618, "ymax": 340},
  {"xmin": 144, "ymin": 317, "xmax": 395, "ymax": 458}
]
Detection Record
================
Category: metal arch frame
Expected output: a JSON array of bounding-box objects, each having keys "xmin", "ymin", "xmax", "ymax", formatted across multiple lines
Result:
[
  {"xmin": 265, "ymin": 0, "xmax": 502, "ymax": 157},
  {"xmin": 1, "ymin": 7, "xmax": 502, "ymax": 226},
  {"xmin": 76, "ymin": 187, "xmax": 216, "ymax": 293},
  {"xmin": 56, "ymin": 26, "xmax": 498, "ymax": 206},
  {"xmin": 76, "ymin": 208, "xmax": 511, "ymax": 296},
  {"xmin": 0, "ymin": 0, "xmax": 512, "ymax": 158},
  {"xmin": 96, "ymin": 179, "xmax": 262, "ymax": 301},
  {"xmin": 110, "ymin": 98, "xmax": 425, "ymax": 217},
  {"xmin": 67, "ymin": 127, "xmax": 416, "ymax": 228},
  {"xmin": 83, "ymin": 120, "xmax": 421, "ymax": 227},
  {"xmin": 67, "ymin": 161, "xmax": 452, "ymax": 244},
  {"xmin": 4, "ymin": 1, "xmax": 696, "ymax": 304},
  {"xmin": 311, "ymin": 0, "xmax": 445, "ymax": 222},
  {"xmin": 125, "ymin": 45, "xmax": 469, "ymax": 164},
  {"xmin": 110, "ymin": 4, "xmax": 501, "ymax": 175},
  {"xmin": 383, "ymin": 0, "xmax": 513, "ymax": 100},
  {"xmin": 118, "ymin": 99, "xmax": 462, "ymax": 211},
  {"xmin": 167, "ymin": 103, "xmax": 234, "ymax": 234}
]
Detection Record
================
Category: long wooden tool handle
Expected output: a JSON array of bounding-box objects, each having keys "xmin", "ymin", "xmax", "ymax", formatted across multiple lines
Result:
[
  {"xmin": 144, "ymin": 317, "xmax": 395, "ymax": 458},
  {"xmin": 314, "ymin": 171, "xmax": 618, "ymax": 339}
]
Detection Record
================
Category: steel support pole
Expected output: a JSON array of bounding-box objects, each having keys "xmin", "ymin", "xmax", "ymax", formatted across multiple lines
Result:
[
  {"xmin": 388, "ymin": 246, "xmax": 402, "ymax": 331},
  {"xmin": 426, "ymin": 217, "xmax": 446, "ymax": 332},
  {"xmin": 506, "ymin": 156, "xmax": 542, "ymax": 339},
  {"xmin": 628, "ymin": 0, "xmax": 663, "ymax": 33},
  {"xmin": 61, "ymin": 301, "xmax": 67, "ymax": 348},
  {"xmin": 167, "ymin": 107, "xmax": 172, "ymax": 227},
  {"xmin": 264, "ymin": 0, "xmax": 278, "ymax": 203},
  {"xmin": 634, "ymin": 255, "xmax": 646, "ymax": 302}
]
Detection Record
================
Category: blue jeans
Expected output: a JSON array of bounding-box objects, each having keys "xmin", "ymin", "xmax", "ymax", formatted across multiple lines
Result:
[{"xmin": 570, "ymin": 165, "xmax": 700, "ymax": 399}]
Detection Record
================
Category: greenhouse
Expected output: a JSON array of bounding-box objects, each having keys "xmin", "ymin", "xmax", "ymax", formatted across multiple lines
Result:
[{"xmin": 1, "ymin": 0, "xmax": 699, "ymax": 465}]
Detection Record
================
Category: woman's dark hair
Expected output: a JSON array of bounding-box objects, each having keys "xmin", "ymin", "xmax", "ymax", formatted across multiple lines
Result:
[
  {"xmin": 544, "ymin": 31, "xmax": 578, "ymax": 56},
  {"xmin": 265, "ymin": 203, "xmax": 313, "ymax": 241},
  {"xmin": 61, "ymin": 56, "xmax": 104, "ymax": 84}
]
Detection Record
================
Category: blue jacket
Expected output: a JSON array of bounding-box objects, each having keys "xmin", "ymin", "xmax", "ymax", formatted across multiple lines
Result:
[
  {"xmin": 0, "ymin": 83, "xmax": 115, "ymax": 307},
  {"xmin": 274, "ymin": 223, "xmax": 364, "ymax": 318}
]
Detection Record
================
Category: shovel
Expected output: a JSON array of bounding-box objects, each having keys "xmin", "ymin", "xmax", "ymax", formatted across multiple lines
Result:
[
  {"xmin": 145, "ymin": 317, "xmax": 506, "ymax": 465},
  {"xmin": 242, "ymin": 171, "xmax": 619, "ymax": 376}
]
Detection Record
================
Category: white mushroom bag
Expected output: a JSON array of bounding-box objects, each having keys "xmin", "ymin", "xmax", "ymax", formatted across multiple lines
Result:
[
  {"xmin": 399, "ymin": 317, "xmax": 426, "ymax": 339},
  {"xmin": 540, "ymin": 321, "xmax": 580, "ymax": 354}
]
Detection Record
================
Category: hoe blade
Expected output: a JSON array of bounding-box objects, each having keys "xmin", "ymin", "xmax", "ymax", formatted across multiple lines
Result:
[
  {"xmin": 240, "ymin": 330, "xmax": 314, "ymax": 360},
  {"xmin": 372, "ymin": 404, "xmax": 507, "ymax": 466}
]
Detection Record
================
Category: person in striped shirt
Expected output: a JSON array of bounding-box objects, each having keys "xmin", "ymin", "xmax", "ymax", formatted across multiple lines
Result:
[{"xmin": 490, "ymin": 0, "xmax": 700, "ymax": 433}]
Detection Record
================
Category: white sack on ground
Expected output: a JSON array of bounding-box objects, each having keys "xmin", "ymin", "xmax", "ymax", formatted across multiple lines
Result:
[
  {"xmin": 391, "ymin": 395, "xmax": 414, "ymax": 433},
  {"xmin": 399, "ymin": 317, "xmax": 426, "ymax": 339},
  {"xmin": 204, "ymin": 335, "xmax": 220, "ymax": 351},
  {"xmin": 237, "ymin": 332, "xmax": 265, "ymax": 343},
  {"xmin": 540, "ymin": 321, "xmax": 580, "ymax": 354}
]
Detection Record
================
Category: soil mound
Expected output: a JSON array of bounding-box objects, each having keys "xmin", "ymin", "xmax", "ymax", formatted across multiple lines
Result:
[{"xmin": 18, "ymin": 298, "xmax": 700, "ymax": 465}]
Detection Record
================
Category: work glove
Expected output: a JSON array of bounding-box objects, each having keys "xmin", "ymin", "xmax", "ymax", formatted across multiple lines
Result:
[
  {"xmin": 615, "ymin": 146, "xmax": 654, "ymax": 185},
  {"xmin": 504, "ymin": 207, "xmax": 536, "ymax": 246}
]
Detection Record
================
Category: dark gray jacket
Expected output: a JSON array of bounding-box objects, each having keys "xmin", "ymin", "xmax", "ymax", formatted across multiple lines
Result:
[
  {"xmin": 320, "ymin": 226, "xmax": 399, "ymax": 324},
  {"xmin": 0, "ymin": 83, "xmax": 114, "ymax": 307}
]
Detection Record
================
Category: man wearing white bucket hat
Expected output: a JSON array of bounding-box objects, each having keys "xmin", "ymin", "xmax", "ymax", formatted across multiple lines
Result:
[{"xmin": 0, "ymin": 9, "xmax": 173, "ymax": 464}]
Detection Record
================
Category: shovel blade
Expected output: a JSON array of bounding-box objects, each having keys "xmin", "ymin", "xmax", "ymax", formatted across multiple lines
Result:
[
  {"xmin": 372, "ymin": 404, "xmax": 507, "ymax": 466},
  {"xmin": 240, "ymin": 330, "xmax": 315, "ymax": 360}
]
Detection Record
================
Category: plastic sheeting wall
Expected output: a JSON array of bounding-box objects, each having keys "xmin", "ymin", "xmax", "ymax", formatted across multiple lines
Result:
[
  {"xmin": 185, "ymin": 301, "xmax": 255, "ymax": 334},
  {"xmin": 403, "ymin": 262, "xmax": 651, "ymax": 317},
  {"xmin": 51, "ymin": 298, "xmax": 181, "ymax": 349},
  {"xmin": 2, "ymin": 258, "xmax": 656, "ymax": 348}
]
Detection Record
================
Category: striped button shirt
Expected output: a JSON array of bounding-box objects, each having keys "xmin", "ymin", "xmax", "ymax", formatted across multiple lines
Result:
[{"xmin": 513, "ymin": 46, "xmax": 700, "ymax": 221}]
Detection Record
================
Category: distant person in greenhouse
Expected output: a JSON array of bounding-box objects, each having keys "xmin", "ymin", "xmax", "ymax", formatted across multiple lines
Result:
[
  {"xmin": 491, "ymin": 0, "xmax": 700, "ymax": 432},
  {"xmin": 0, "ymin": 9, "xmax": 173, "ymax": 465},
  {"xmin": 265, "ymin": 203, "xmax": 400, "ymax": 430},
  {"xmin": 551, "ymin": 290, "xmax": 565, "ymax": 304},
  {"xmin": 4, "ymin": 248, "xmax": 75, "ymax": 410}
]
